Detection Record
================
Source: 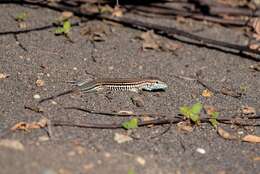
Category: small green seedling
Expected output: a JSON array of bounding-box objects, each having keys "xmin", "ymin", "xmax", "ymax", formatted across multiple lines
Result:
[
  {"xmin": 179, "ymin": 102, "xmax": 203, "ymax": 124},
  {"xmin": 122, "ymin": 118, "xmax": 138, "ymax": 130},
  {"xmin": 209, "ymin": 111, "xmax": 219, "ymax": 128},
  {"xmin": 15, "ymin": 12, "xmax": 27, "ymax": 21},
  {"xmin": 127, "ymin": 169, "xmax": 135, "ymax": 174},
  {"xmin": 55, "ymin": 20, "xmax": 71, "ymax": 35}
]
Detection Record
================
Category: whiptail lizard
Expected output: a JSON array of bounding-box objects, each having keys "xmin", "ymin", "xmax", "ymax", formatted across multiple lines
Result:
[{"xmin": 38, "ymin": 77, "xmax": 168, "ymax": 103}]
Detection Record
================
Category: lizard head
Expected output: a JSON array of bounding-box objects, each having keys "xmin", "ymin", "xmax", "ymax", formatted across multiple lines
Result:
[{"xmin": 142, "ymin": 78, "xmax": 168, "ymax": 91}]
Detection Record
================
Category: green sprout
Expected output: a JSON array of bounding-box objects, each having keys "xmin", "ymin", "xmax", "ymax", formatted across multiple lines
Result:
[{"xmin": 179, "ymin": 102, "xmax": 203, "ymax": 124}]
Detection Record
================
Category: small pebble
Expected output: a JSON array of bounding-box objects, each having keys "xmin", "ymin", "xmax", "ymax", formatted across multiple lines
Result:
[
  {"xmin": 136, "ymin": 156, "xmax": 146, "ymax": 166},
  {"xmin": 33, "ymin": 94, "xmax": 41, "ymax": 99},
  {"xmin": 51, "ymin": 101, "xmax": 57, "ymax": 105},
  {"xmin": 196, "ymin": 148, "xmax": 206, "ymax": 154}
]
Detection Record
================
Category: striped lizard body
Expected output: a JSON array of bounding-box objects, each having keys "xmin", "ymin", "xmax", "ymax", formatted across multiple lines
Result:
[{"xmin": 39, "ymin": 77, "xmax": 167, "ymax": 103}]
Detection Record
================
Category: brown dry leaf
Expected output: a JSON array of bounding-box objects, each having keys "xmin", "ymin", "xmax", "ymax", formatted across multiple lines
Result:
[
  {"xmin": 249, "ymin": 42, "xmax": 260, "ymax": 50},
  {"xmin": 80, "ymin": 22, "xmax": 110, "ymax": 42},
  {"xmin": 242, "ymin": 106, "xmax": 256, "ymax": 115},
  {"xmin": 242, "ymin": 135, "xmax": 260, "ymax": 143},
  {"xmin": 18, "ymin": 22, "xmax": 27, "ymax": 29},
  {"xmin": 161, "ymin": 41, "xmax": 182, "ymax": 52},
  {"xmin": 80, "ymin": 3, "xmax": 99, "ymax": 14},
  {"xmin": 35, "ymin": 79, "xmax": 45, "ymax": 87},
  {"xmin": 112, "ymin": 6, "xmax": 123, "ymax": 17},
  {"xmin": 217, "ymin": 127, "xmax": 237, "ymax": 140},
  {"xmin": 202, "ymin": 89, "xmax": 213, "ymax": 97},
  {"xmin": 249, "ymin": 63, "xmax": 260, "ymax": 71},
  {"xmin": 11, "ymin": 118, "xmax": 48, "ymax": 131},
  {"xmin": 177, "ymin": 122, "xmax": 193, "ymax": 133},
  {"xmin": 0, "ymin": 139, "xmax": 24, "ymax": 151},
  {"xmin": 0, "ymin": 73, "xmax": 9, "ymax": 79},
  {"xmin": 138, "ymin": 30, "xmax": 181, "ymax": 52},
  {"xmin": 60, "ymin": 11, "xmax": 73, "ymax": 21},
  {"xmin": 249, "ymin": 18, "xmax": 260, "ymax": 35},
  {"xmin": 253, "ymin": 156, "xmax": 260, "ymax": 161},
  {"xmin": 140, "ymin": 31, "xmax": 160, "ymax": 50},
  {"xmin": 204, "ymin": 105, "xmax": 217, "ymax": 115},
  {"xmin": 141, "ymin": 115, "xmax": 154, "ymax": 127}
]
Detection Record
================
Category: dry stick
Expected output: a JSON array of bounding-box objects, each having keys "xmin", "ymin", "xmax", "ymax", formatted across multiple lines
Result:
[
  {"xmin": 125, "ymin": 5, "xmax": 248, "ymax": 26},
  {"xmin": 51, "ymin": 116, "xmax": 260, "ymax": 129},
  {"xmin": 43, "ymin": 2, "xmax": 260, "ymax": 59},
  {"xmin": 2, "ymin": 1, "xmax": 260, "ymax": 59},
  {"xmin": 64, "ymin": 106, "xmax": 161, "ymax": 118},
  {"xmin": 0, "ymin": 21, "xmax": 81, "ymax": 36}
]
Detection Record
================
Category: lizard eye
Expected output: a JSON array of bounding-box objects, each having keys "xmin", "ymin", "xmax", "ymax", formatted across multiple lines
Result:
[{"xmin": 156, "ymin": 81, "xmax": 159, "ymax": 84}]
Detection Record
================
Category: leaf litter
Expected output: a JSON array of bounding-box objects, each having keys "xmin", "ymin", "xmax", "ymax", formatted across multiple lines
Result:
[
  {"xmin": 137, "ymin": 30, "xmax": 181, "ymax": 52},
  {"xmin": 80, "ymin": 21, "xmax": 111, "ymax": 42}
]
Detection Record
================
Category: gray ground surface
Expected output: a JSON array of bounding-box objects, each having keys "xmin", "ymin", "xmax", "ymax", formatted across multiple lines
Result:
[{"xmin": 0, "ymin": 3, "xmax": 260, "ymax": 174}]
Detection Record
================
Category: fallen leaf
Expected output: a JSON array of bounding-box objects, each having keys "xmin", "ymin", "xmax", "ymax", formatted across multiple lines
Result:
[
  {"xmin": 35, "ymin": 79, "xmax": 45, "ymax": 87},
  {"xmin": 80, "ymin": 21, "xmax": 110, "ymax": 42},
  {"xmin": 177, "ymin": 122, "xmax": 193, "ymax": 132},
  {"xmin": 112, "ymin": 6, "xmax": 123, "ymax": 17},
  {"xmin": 242, "ymin": 135, "xmax": 260, "ymax": 143},
  {"xmin": 249, "ymin": 63, "xmax": 260, "ymax": 71},
  {"xmin": 140, "ymin": 31, "xmax": 160, "ymax": 50},
  {"xmin": 162, "ymin": 41, "xmax": 181, "ymax": 52},
  {"xmin": 204, "ymin": 105, "xmax": 217, "ymax": 115},
  {"xmin": 114, "ymin": 133, "xmax": 133, "ymax": 144},
  {"xmin": 0, "ymin": 139, "xmax": 24, "ymax": 151},
  {"xmin": 253, "ymin": 156, "xmax": 260, "ymax": 161},
  {"xmin": 122, "ymin": 118, "xmax": 138, "ymax": 129},
  {"xmin": 11, "ymin": 117, "xmax": 48, "ymax": 131},
  {"xmin": 249, "ymin": 17, "xmax": 260, "ymax": 35},
  {"xmin": 60, "ymin": 11, "xmax": 73, "ymax": 21},
  {"xmin": 80, "ymin": 3, "xmax": 99, "ymax": 14},
  {"xmin": 138, "ymin": 30, "xmax": 181, "ymax": 52},
  {"xmin": 202, "ymin": 89, "xmax": 213, "ymax": 97},
  {"xmin": 248, "ymin": 42, "xmax": 260, "ymax": 50},
  {"xmin": 242, "ymin": 106, "xmax": 256, "ymax": 115},
  {"xmin": 141, "ymin": 116, "xmax": 154, "ymax": 127},
  {"xmin": 18, "ymin": 22, "xmax": 27, "ymax": 29},
  {"xmin": 0, "ymin": 73, "xmax": 9, "ymax": 79},
  {"xmin": 217, "ymin": 127, "xmax": 237, "ymax": 140}
]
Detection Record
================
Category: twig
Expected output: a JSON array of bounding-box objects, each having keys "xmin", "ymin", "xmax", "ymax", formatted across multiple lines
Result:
[
  {"xmin": 64, "ymin": 106, "xmax": 162, "ymax": 118},
  {"xmin": 2, "ymin": 1, "xmax": 259, "ymax": 60},
  {"xmin": 13, "ymin": 34, "xmax": 28, "ymax": 52},
  {"xmin": 0, "ymin": 21, "xmax": 80, "ymax": 36}
]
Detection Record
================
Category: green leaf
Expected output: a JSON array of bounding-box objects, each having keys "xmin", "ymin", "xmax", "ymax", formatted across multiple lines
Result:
[
  {"xmin": 54, "ymin": 27, "xmax": 65, "ymax": 34},
  {"xmin": 191, "ymin": 102, "xmax": 203, "ymax": 115},
  {"xmin": 122, "ymin": 118, "xmax": 138, "ymax": 130},
  {"xmin": 15, "ymin": 12, "xmax": 27, "ymax": 21},
  {"xmin": 63, "ymin": 20, "xmax": 71, "ymax": 34},
  {"xmin": 179, "ymin": 106, "xmax": 190, "ymax": 118},
  {"xmin": 209, "ymin": 112, "xmax": 219, "ymax": 128},
  {"xmin": 179, "ymin": 102, "xmax": 202, "ymax": 123},
  {"xmin": 128, "ymin": 169, "xmax": 135, "ymax": 174}
]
